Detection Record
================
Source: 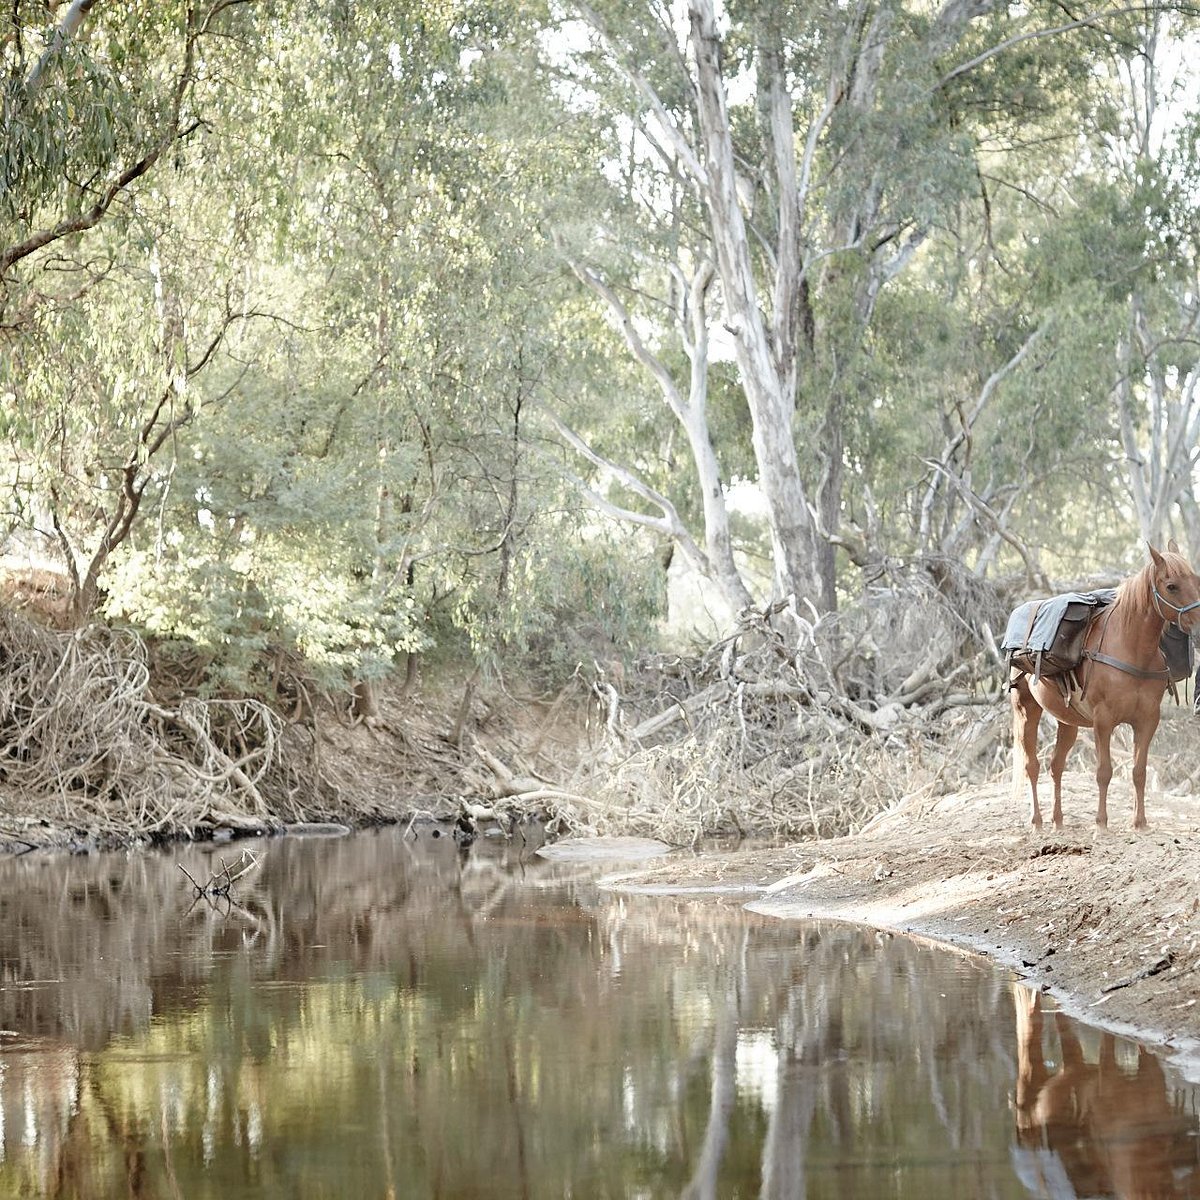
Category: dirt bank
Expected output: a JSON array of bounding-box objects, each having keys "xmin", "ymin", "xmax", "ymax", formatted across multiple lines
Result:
[{"xmin": 609, "ymin": 767, "xmax": 1200, "ymax": 1074}]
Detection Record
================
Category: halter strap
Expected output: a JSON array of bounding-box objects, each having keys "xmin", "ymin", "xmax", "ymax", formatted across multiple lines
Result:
[{"xmin": 1152, "ymin": 585, "xmax": 1200, "ymax": 629}]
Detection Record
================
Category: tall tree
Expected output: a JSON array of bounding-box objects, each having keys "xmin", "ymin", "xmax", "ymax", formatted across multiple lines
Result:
[
  {"xmin": 1099, "ymin": 14, "xmax": 1200, "ymax": 553},
  {"xmin": 560, "ymin": 0, "xmax": 1198, "ymax": 609},
  {"xmin": 92, "ymin": 0, "xmax": 661, "ymax": 690}
]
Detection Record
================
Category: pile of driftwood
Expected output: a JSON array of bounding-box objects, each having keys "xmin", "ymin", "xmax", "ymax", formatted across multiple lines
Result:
[
  {"xmin": 472, "ymin": 562, "xmax": 1019, "ymax": 843},
  {"xmin": 0, "ymin": 609, "xmax": 323, "ymax": 840},
  {"xmin": 0, "ymin": 559, "xmax": 1043, "ymax": 847}
]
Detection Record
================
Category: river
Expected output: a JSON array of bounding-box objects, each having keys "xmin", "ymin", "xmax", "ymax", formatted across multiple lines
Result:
[{"xmin": 0, "ymin": 826, "xmax": 1194, "ymax": 1198}]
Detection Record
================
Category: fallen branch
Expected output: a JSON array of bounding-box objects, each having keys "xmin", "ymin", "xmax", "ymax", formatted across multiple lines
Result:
[
  {"xmin": 630, "ymin": 680, "xmax": 732, "ymax": 741},
  {"xmin": 146, "ymin": 700, "xmax": 277, "ymax": 814},
  {"xmin": 178, "ymin": 848, "xmax": 262, "ymax": 897},
  {"xmin": 473, "ymin": 742, "xmax": 554, "ymax": 797},
  {"xmin": 506, "ymin": 788, "xmax": 611, "ymax": 808},
  {"xmin": 1100, "ymin": 952, "xmax": 1174, "ymax": 994}
]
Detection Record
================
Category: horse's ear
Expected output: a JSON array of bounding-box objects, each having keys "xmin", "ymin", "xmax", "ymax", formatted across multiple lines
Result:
[
  {"xmin": 1149, "ymin": 543, "xmax": 1165, "ymax": 566},
  {"xmin": 1168, "ymin": 537, "xmax": 1181, "ymax": 553}
]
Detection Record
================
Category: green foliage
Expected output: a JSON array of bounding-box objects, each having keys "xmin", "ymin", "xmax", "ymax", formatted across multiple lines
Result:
[
  {"xmin": 1, "ymin": 2, "xmax": 186, "ymax": 221},
  {"xmin": 466, "ymin": 523, "xmax": 666, "ymax": 678},
  {"xmin": 107, "ymin": 539, "xmax": 429, "ymax": 695},
  {"xmin": 4, "ymin": 0, "xmax": 1200, "ymax": 703},
  {"xmin": 25, "ymin": 0, "xmax": 659, "ymax": 692}
]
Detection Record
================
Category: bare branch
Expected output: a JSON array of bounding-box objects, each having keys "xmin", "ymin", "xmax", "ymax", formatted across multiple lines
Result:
[
  {"xmin": 570, "ymin": 262, "xmax": 686, "ymax": 422},
  {"xmin": 540, "ymin": 406, "xmax": 712, "ymax": 576},
  {"xmin": 917, "ymin": 324, "xmax": 1046, "ymax": 549},
  {"xmin": 925, "ymin": 460, "xmax": 1049, "ymax": 590},
  {"xmin": 940, "ymin": 5, "xmax": 1165, "ymax": 88},
  {"xmin": 573, "ymin": 0, "xmax": 708, "ymax": 186}
]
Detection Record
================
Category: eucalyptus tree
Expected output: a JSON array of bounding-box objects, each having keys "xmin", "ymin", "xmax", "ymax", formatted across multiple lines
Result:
[
  {"xmin": 554, "ymin": 143, "xmax": 758, "ymax": 616},
  {"xmin": 910, "ymin": 8, "xmax": 1200, "ymax": 572},
  {"xmin": 102, "ymin": 0, "xmax": 660, "ymax": 694},
  {"xmin": 1094, "ymin": 15, "xmax": 1200, "ymax": 555},
  {"xmin": 555, "ymin": 0, "xmax": 1200, "ymax": 609},
  {"xmin": 268, "ymin": 0, "xmax": 656, "ymax": 683},
  {"xmin": 0, "ymin": 0, "xmax": 268, "ymax": 621}
]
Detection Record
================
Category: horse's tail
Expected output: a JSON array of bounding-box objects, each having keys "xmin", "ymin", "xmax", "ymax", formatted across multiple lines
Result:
[{"xmin": 1009, "ymin": 671, "xmax": 1024, "ymax": 807}]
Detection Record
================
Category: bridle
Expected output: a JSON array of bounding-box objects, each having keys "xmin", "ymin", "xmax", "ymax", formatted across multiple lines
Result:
[
  {"xmin": 1152, "ymin": 584, "xmax": 1200, "ymax": 631},
  {"xmin": 1076, "ymin": 582, "xmax": 1199, "ymax": 688}
]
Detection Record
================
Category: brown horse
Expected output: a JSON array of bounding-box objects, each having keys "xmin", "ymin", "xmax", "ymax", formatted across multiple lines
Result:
[{"xmin": 1011, "ymin": 543, "xmax": 1200, "ymax": 830}]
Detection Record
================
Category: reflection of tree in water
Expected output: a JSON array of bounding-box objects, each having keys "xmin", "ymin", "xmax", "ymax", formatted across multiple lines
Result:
[
  {"xmin": 0, "ymin": 833, "xmax": 1197, "ymax": 1197},
  {"xmin": 0, "ymin": 826, "xmax": 561, "ymax": 1041},
  {"xmin": 670, "ymin": 925, "xmax": 1023, "ymax": 1200}
]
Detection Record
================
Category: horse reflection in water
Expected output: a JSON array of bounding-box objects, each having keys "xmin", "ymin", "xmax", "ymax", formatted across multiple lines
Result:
[{"xmin": 1012, "ymin": 985, "xmax": 1200, "ymax": 1199}]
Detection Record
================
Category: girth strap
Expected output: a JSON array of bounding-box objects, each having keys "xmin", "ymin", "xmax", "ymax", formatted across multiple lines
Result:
[{"xmin": 1082, "ymin": 649, "xmax": 1171, "ymax": 680}]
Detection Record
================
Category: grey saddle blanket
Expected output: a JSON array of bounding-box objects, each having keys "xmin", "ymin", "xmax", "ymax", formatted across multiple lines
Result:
[{"xmin": 1000, "ymin": 589, "xmax": 1117, "ymax": 656}]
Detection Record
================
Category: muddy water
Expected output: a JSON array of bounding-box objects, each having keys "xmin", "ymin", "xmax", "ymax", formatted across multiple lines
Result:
[{"xmin": 0, "ymin": 830, "xmax": 1196, "ymax": 1199}]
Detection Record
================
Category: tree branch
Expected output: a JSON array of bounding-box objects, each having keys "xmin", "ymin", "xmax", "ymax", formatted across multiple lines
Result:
[
  {"xmin": 918, "ymin": 324, "xmax": 1045, "ymax": 547},
  {"xmin": 940, "ymin": 4, "xmax": 1163, "ymax": 88},
  {"xmin": 570, "ymin": 261, "xmax": 687, "ymax": 422},
  {"xmin": 574, "ymin": 0, "xmax": 708, "ymax": 187},
  {"xmin": 2, "ymin": 0, "xmax": 253, "ymax": 279},
  {"xmin": 541, "ymin": 406, "xmax": 712, "ymax": 575}
]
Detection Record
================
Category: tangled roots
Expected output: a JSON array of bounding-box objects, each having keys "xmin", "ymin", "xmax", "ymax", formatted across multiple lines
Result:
[{"xmin": 0, "ymin": 610, "xmax": 323, "ymax": 838}]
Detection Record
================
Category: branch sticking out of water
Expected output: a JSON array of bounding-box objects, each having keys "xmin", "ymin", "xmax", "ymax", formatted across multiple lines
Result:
[{"xmin": 178, "ymin": 849, "xmax": 261, "ymax": 897}]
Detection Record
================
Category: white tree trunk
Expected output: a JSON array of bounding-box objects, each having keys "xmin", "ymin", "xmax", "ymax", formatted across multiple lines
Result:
[
  {"xmin": 571, "ymin": 259, "xmax": 753, "ymax": 614},
  {"xmin": 1119, "ymin": 302, "xmax": 1200, "ymax": 550},
  {"xmin": 688, "ymin": 0, "xmax": 823, "ymax": 608}
]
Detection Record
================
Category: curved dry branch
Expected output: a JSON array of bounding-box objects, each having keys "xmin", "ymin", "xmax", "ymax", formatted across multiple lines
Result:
[{"xmin": 0, "ymin": 611, "xmax": 307, "ymax": 836}]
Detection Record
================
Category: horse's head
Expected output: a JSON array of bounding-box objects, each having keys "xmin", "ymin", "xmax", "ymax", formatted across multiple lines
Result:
[{"xmin": 1148, "ymin": 541, "xmax": 1200, "ymax": 633}]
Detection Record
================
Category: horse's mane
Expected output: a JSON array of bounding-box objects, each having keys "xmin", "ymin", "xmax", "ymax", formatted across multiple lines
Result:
[{"xmin": 1116, "ymin": 550, "xmax": 1193, "ymax": 612}]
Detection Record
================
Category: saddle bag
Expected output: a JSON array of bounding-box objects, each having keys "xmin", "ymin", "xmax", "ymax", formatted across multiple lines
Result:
[
  {"xmin": 1002, "ymin": 587, "xmax": 1194, "ymax": 683},
  {"xmin": 1003, "ymin": 597, "xmax": 1102, "ymax": 680}
]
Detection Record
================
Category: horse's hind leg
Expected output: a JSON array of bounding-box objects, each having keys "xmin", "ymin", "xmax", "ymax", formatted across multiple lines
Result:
[
  {"xmin": 1049, "ymin": 723, "xmax": 1079, "ymax": 830},
  {"xmin": 1011, "ymin": 676, "xmax": 1044, "ymax": 828}
]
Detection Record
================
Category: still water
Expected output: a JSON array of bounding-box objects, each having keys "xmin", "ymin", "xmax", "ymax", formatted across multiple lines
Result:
[{"xmin": 0, "ymin": 827, "xmax": 1195, "ymax": 1199}]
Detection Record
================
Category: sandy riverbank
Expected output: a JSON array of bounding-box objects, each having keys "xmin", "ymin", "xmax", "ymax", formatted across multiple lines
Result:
[{"xmin": 607, "ymin": 771, "xmax": 1200, "ymax": 1075}]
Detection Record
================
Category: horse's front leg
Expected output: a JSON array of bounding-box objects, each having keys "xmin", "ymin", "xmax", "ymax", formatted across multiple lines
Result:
[
  {"xmin": 1093, "ymin": 720, "xmax": 1115, "ymax": 829},
  {"xmin": 1131, "ymin": 713, "xmax": 1160, "ymax": 830},
  {"xmin": 1049, "ymin": 723, "xmax": 1079, "ymax": 830}
]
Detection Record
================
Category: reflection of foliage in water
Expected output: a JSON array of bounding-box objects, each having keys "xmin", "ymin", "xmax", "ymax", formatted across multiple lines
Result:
[{"xmin": 0, "ymin": 832, "xmax": 1195, "ymax": 1198}]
